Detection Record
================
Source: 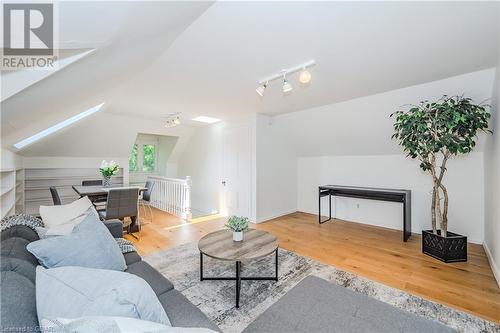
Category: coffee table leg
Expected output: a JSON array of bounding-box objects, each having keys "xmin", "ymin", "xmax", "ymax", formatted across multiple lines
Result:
[
  {"xmin": 275, "ymin": 248, "xmax": 279, "ymax": 281},
  {"xmin": 236, "ymin": 261, "xmax": 241, "ymax": 308},
  {"xmin": 200, "ymin": 252, "xmax": 204, "ymax": 281}
]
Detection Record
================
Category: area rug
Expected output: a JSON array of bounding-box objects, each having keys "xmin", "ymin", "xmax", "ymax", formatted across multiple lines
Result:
[{"xmin": 144, "ymin": 242, "xmax": 499, "ymax": 333}]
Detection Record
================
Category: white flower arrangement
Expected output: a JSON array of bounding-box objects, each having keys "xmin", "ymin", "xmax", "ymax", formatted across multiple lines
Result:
[{"xmin": 99, "ymin": 160, "xmax": 119, "ymax": 177}]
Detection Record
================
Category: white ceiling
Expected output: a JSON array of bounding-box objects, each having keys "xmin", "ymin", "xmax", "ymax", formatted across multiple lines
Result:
[
  {"xmin": 1, "ymin": 1, "xmax": 498, "ymax": 157},
  {"xmin": 110, "ymin": 1, "xmax": 499, "ymax": 120}
]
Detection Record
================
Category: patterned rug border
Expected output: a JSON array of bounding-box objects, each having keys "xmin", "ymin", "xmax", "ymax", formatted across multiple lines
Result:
[{"xmin": 144, "ymin": 241, "xmax": 499, "ymax": 333}]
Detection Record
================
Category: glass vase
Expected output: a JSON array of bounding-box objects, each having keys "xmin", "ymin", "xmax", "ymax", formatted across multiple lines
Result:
[{"xmin": 103, "ymin": 175, "xmax": 112, "ymax": 187}]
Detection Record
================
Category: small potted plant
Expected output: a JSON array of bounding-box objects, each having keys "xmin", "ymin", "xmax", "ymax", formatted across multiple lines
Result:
[
  {"xmin": 225, "ymin": 216, "xmax": 249, "ymax": 242},
  {"xmin": 99, "ymin": 160, "xmax": 119, "ymax": 187}
]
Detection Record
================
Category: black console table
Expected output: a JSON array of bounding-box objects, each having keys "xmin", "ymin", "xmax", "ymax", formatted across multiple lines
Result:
[{"xmin": 318, "ymin": 185, "xmax": 412, "ymax": 242}]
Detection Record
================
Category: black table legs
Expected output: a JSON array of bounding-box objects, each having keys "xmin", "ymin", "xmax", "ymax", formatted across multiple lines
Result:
[
  {"xmin": 200, "ymin": 249, "xmax": 279, "ymax": 308},
  {"xmin": 235, "ymin": 261, "xmax": 241, "ymax": 307},
  {"xmin": 318, "ymin": 189, "xmax": 332, "ymax": 224}
]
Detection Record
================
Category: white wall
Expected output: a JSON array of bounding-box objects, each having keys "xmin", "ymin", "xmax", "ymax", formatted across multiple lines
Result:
[
  {"xmin": 177, "ymin": 123, "xmax": 224, "ymax": 215},
  {"xmin": 258, "ymin": 69, "xmax": 495, "ymax": 244},
  {"xmin": 255, "ymin": 114, "xmax": 297, "ymax": 222},
  {"xmin": 298, "ymin": 153, "xmax": 485, "ymax": 243},
  {"xmin": 484, "ymin": 64, "xmax": 500, "ymax": 286},
  {"xmin": 276, "ymin": 69, "xmax": 496, "ymax": 157}
]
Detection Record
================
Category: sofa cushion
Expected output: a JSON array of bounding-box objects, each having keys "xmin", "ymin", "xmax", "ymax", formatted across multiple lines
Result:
[
  {"xmin": 27, "ymin": 214, "xmax": 126, "ymax": 271},
  {"xmin": 1, "ymin": 224, "xmax": 39, "ymax": 242},
  {"xmin": 1, "ymin": 237, "xmax": 39, "ymax": 265},
  {"xmin": 126, "ymin": 261, "xmax": 174, "ymax": 295},
  {"xmin": 40, "ymin": 196, "xmax": 96, "ymax": 229},
  {"xmin": 103, "ymin": 219, "xmax": 124, "ymax": 238},
  {"xmin": 124, "ymin": 251, "xmax": 142, "ymax": 265},
  {"xmin": 36, "ymin": 266, "xmax": 171, "ymax": 326},
  {"xmin": 1, "ymin": 257, "xmax": 36, "ymax": 283},
  {"xmin": 41, "ymin": 316, "xmax": 217, "ymax": 333},
  {"xmin": 159, "ymin": 290, "xmax": 220, "ymax": 332},
  {"xmin": 0, "ymin": 271, "xmax": 38, "ymax": 332}
]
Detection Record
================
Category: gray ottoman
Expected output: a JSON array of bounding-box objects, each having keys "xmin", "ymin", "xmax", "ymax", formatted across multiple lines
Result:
[{"xmin": 243, "ymin": 276, "xmax": 456, "ymax": 333}]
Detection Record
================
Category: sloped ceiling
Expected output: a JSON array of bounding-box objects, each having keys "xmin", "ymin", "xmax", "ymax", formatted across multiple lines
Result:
[
  {"xmin": 110, "ymin": 1, "xmax": 499, "ymax": 120},
  {"xmin": 1, "ymin": 1, "xmax": 498, "ymax": 158},
  {"xmin": 1, "ymin": 1, "xmax": 213, "ymax": 153},
  {"xmin": 273, "ymin": 68, "xmax": 497, "ymax": 157}
]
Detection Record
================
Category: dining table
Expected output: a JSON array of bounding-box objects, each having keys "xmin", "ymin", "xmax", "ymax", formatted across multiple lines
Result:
[{"xmin": 72, "ymin": 184, "xmax": 147, "ymax": 233}]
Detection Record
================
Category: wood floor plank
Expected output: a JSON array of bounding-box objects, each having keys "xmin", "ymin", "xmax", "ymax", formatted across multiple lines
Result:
[{"xmin": 125, "ymin": 209, "xmax": 500, "ymax": 324}]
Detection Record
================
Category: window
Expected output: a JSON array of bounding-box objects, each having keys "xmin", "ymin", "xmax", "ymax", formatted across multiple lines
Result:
[
  {"xmin": 14, "ymin": 103, "xmax": 104, "ymax": 150},
  {"xmin": 128, "ymin": 141, "xmax": 157, "ymax": 173},
  {"xmin": 129, "ymin": 144, "xmax": 138, "ymax": 172},
  {"xmin": 142, "ymin": 144, "xmax": 156, "ymax": 172}
]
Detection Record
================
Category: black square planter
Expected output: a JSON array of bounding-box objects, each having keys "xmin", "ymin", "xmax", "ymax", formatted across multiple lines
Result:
[{"xmin": 422, "ymin": 230, "xmax": 467, "ymax": 263}]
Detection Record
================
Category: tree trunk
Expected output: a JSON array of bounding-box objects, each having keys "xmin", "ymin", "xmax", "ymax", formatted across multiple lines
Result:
[
  {"xmin": 439, "ymin": 183, "xmax": 449, "ymax": 237},
  {"xmin": 431, "ymin": 183, "xmax": 437, "ymax": 234}
]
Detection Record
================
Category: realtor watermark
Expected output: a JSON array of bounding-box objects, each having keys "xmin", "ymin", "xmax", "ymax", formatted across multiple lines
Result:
[{"xmin": 2, "ymin": 2, "xmax": 58, "ymax": 70}]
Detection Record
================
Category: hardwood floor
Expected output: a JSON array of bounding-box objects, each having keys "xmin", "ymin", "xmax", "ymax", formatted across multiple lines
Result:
[{"xmin": 125, "ymin": 209, "xmax": 500, "ymax": 324}]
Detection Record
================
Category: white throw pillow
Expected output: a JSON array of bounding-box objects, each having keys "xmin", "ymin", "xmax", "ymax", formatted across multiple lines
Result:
[
  {"xmin": 36, "ymin": 266, "xmax": 170, "ymax": 326},
  {"xmin": 41, "ymin": 317, "xmax": 217, "ymax": 333},
  {"xmin": 39, "ymin": 196, "xmax": 98, "ymax": 235}
]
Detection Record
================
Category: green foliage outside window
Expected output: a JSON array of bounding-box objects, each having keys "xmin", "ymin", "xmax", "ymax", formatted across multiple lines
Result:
[
  {"xmin": 129, "ymin": 144, "xmax": 138, "ymax": 172},
  {"xmin": 142, "ymin": 144, "xmax": 156, "ymax": 172}
]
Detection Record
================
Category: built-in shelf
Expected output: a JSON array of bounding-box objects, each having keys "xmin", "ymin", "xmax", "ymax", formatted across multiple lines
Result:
[
  {"xmin": 24, "ymin": 175, "xmax": 124, "ymax": 181},
  {"xmin": 24, "ymin": 167, "xmax": 124, "ymax": 215},
  {"xmin": 0, "ymin": 168, "xmax": 19, "ymax": 219}
]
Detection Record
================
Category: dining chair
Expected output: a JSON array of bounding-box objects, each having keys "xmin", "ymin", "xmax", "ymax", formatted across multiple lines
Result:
[
  {"xmin": 82, "ymin": 179, "xmax": 107, "ymax": 210},
  {"xmin": 98, "ymin": 188, "xmax": 140, "ymax": 238},
  {"xmin": 49, "ymin": 186, "xmax": 61, "ymax": 205},
  {"xmin": 139, "ymin": 180, "xmax": 154, "ymax": 224}
]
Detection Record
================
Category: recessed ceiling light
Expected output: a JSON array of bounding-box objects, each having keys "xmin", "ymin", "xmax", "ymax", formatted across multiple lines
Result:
[
  {"xmin": 13, "ymin": 103, "xmax": 105, "ymax": 150},
  {"xmin": 192, "ymin": 116, "xmax": 221, "ymax": 124}
]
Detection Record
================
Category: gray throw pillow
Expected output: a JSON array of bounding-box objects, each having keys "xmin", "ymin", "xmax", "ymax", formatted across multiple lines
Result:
[
  {"xmin": 36, "ymin": 266, "xmax": 171, "ymax": 326},
  {"xmin": 27, "ymin": 213, "xmax": 126, "ymax": 271}
]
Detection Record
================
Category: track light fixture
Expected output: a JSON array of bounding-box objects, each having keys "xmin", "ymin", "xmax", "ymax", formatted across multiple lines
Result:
[
  {"xmin": 163, "ymin": 113, "xmax": 181, "ymax": 128},
  {"xmin": 255, "ymin": 60, "xmax": 315, "ymax": 97},
  {"xmin": 256, "ymin": 81, "xmax": 268, "ymax": 97},
  {"xmin": 282, "ymin": 74, "xmax": 293, "ymax": 93},
  {"xmin": 299, "ymin": 68, "xmax": 312, "ymax": 84}
]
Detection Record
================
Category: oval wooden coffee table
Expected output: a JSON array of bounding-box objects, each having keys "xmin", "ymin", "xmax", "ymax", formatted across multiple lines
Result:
[{"xmin": 198, "ymin": 229, "xmax": 279, "ymax": 308}]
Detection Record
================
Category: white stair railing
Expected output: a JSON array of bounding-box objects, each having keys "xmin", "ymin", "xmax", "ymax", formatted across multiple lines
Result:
[{"xmin": 148, "ymin": 175, "xmax": 192, "ymax": 220}]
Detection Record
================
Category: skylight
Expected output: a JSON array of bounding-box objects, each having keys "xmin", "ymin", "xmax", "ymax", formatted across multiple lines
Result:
[
  {"xmin": 13, "ymin": 103, "xmax": 105, "ymax": 150},
  {"xmin": 192, "ymin": 116, "xmax": 221, "ymax": 124}
]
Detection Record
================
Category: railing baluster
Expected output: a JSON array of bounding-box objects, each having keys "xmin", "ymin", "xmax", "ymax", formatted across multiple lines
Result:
[{"xmin": 147, "ymin": 175, "xmax": 191, "ymax": 221}]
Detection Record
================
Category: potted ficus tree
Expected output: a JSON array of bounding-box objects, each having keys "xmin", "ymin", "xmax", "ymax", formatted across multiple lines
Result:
[{"xmin": 391, "ymin": 95, "xmax": 491, "ymax": 262}]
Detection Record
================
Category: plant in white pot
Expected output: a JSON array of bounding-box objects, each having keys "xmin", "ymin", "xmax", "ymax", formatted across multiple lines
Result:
[
  {"xmin": 99, "ymin": 160, "xmax": 119, "ymax": 187},
  {"xmin": 391, "ymin": 95, "xmax": 491, "ymax": 262},
  {"xmin": 225, "ymin": 216, "xmax": 249, "ymax": 242}
]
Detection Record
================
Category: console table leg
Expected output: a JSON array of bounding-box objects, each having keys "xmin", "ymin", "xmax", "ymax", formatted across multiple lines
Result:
[{"xmin": 236, "ymin": 261, "xmax": 241, "ymax": 308}]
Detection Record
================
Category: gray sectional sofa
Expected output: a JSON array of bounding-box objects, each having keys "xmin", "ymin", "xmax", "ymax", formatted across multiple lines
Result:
[{"xmin": 0, "ymin": 220, "xmax": 219, "ymax": 332}]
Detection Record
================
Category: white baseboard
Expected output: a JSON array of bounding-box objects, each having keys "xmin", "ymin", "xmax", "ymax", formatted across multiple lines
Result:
[
  {"xmin": 255, "ymin": 209, "xmax": 298, "ymax": 224},
  {"xmin": 483, "ymin": 241, "xmax": 500, "ymax": 288}
]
